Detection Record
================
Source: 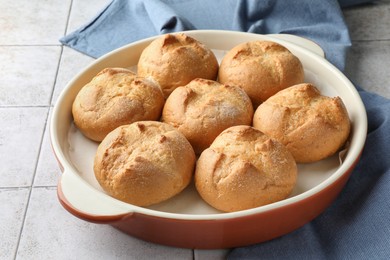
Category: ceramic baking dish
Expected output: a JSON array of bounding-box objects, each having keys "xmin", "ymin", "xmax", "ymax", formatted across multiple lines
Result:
[{"xmin": 50, "ymin": 30, "xmax": 367, "ymax": 249}]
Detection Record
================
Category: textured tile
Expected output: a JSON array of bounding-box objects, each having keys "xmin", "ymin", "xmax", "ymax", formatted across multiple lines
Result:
[
  {"xmin": 194, "ymin": 249, "xmax": 230, "ymax": 260},
  {"xmin": 67, "ymin": 0, "xmax": 111, "ymax": 33},
  {"xmin": 0, "ymin": 46, "xmax": 61, "ymax": 106},
  {"xmin": 345, "ymin": 40, "xmax": 390, "ymax": 99},
  {"xmin": 0, "ymin": 0, "xmax": 71, "ymax": 45},
  {"xmin": 343, "ymin": 0, "xmax": 390, "ymax": 41},
  {"xmin": 17, "ymin": 187, "xmax": 193, "ymax": 260},
  {"xmin": 53, "ymin": 0, "xmax": 130, "ymax": 105},
  {"xmin": 34, "ymin": 109, "xmax": 61, "ymax": 187},
  {"xmin": 0, "ymin": 107, "xmax": 48, "ymax": 187},
  {"xmin": 51, "ymin": 47, "xmax": 95, "ymax": 105},
  {"xmin": 0, "ymin": 188, "xmax": 29, "ymax": 260}
]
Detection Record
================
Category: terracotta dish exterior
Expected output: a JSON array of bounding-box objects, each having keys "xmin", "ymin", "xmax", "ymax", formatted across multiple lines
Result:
[{"xmin": 50, "ymin": 30, "xmax": 367, "ymax": 249}]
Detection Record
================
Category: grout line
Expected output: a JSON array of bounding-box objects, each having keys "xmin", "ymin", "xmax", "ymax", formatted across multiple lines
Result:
[
  {"xmin": 31, "ymin": 105, "xmax": 53, "ymax": 182},
  {"xmin": 0, "ymin": 105, "xmax": 52, "ymax": 108},
  {"xmin": 13, "ymin": 185, "xmax": 31, "ymax": 260},
  {"xmin": 0, "ymin": 187, "xmax": 30, "ymax": 191},
  {"xmin": 13, "ymin": 2, "xmax": 75, "ymax": 257},
  {"xmin": 0, "ymin": 186, "xmax": 57, "ymax": 190},
  {"xmin": 31, "ymin": 185, "xmax": 58, "ymax": 189},
  {"xmin": 63, "ymin": 0, "xmax": 74, "ymax": 37},
  {"xmin": 48, "ymin": 45, "xmax": 64, "ymax": 106},
  {"xmin": 48, "ymin": 33, "xmax": 66, "ymax": 107},
  {"xmin": 13, "ymin": 108, "xmax": 50, "ymax": 259},
  {"xmin": 0, "ymin": 44, "xmax": 62, "ymax": 47},
  {"xmin": 47, "ymin": 0, "xmax": 74, "ymax": 107}
]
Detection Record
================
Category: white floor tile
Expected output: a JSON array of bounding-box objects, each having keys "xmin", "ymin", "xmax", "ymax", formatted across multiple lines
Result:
[
  {"xmin": 51, "ymin": 47, "xmax": 95, "ymax": 105},
  {"xmin": 0, "ymin": 107, "xmax": 48, "ymax": 187},
  {"xmin": 0, "ymin": 188, "xmax": 29, "ymax": 260},
  {"xmin": 194, "ymin": 249, "xmax": 230, "ymax": 260},
  {"xmin": 34, "ymin": 109, "xmax": 62, "ymax": 187},
  {"xmin": 0, "ymin": 46, "xmax": 61, "ymax": 106},
  {"xmin": 0, "ymin": 0, "xmax": 71, "ymax": 45},
  {"xmin": 17, "ymin": 187, "xmax": 193, "ymax": 260}
]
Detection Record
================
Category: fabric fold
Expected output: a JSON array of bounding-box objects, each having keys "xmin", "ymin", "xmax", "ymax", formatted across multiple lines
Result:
[
  {"xmin": 60, "ymin": 0, "xmax": 351, "ymax": 70},
  {"xmin": 143, "ymin": 0, "xmax": 195, "ymax": 34},
  {"xmin": 231, "ymin": 0, "xmax": 275, "ymax": 33}
]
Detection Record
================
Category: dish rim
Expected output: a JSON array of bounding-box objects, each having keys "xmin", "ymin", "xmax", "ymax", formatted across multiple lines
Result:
[{"xmin": 51, "ymin": 29, "xmax": 367, "ymax": 221}]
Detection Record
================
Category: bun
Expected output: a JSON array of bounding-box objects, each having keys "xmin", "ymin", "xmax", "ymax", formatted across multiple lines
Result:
[
  {"xmin": 218, "ymin": 40, "xmax": 304, "ymax": 107},
  {"xmin": 137, "ymin": 33, "xmax": 219, "ymax": 98},
  {"xmin": 162, "ymin": 78, "xmax": 253, "ymax": 154},
  {"xmin": 195, "ymin": 125, "xmax": 297, "ymax": 212},
  {"xmin": 94, "ymin": 121, "xmax": 196, "ymax": 206},
  {"xmin": 72, "ymin": 68, "xmax": 164, "ymax": 142},
  {"xmin": 253, "ymin": 83, "xmax": 351, "ymax": 163}
]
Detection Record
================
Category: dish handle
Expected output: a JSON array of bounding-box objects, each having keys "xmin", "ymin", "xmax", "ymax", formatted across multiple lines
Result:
[{"xmin": 57, "ymin": 168, "xmax": 133, "ymax": 223}]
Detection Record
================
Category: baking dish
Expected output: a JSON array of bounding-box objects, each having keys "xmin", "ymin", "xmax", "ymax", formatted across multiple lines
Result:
[{"xmin": 50, "ymin": 30, "xmax": 367, "ymax": 249}]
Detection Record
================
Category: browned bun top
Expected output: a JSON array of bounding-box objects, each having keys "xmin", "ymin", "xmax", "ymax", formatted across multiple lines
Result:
[
  {"xmin": 137, "ymin": 33, "xmax": 219, "ymax": 98},
  {"xmin": 162, "ymin": 78, "xmax": 254, "ymax": 154},
  {"xmin": 218, "ymin": 40, "xmax": 304, "ymax": 107},
  {"xmin": 94, "ymin": 121, "xmax": 196, "ymax": 206},
  {"xmin": 195, "ymin": 125, "xmax": 297, "ymax": 212},
  {"xmin": 72, "ymin": 67, "xmax": 165, "ymax": 142},
  {"xmin": 253, "ymin": 83, "xmax": 351, "ymax": 163}
]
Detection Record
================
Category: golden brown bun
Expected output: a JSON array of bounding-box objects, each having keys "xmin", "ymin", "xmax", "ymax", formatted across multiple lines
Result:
[
  {"xmin": 218, "ymin": 40, "xmax": 304, "ymax": 107},
  {"xmin": 253, "ymin": 83, "xmax": 351, "ymax": 163},
  {"xmin": 94, "ymin": 121, "xmax": 196, "ymax": 206},
  {"xmin": 162, "ymin": 78, "xmax": 254, "ymax": 154},
  {"xmin": 137, "ymin": 33, "xmax": 219, "ymax": 98},
  {"xmin": 195, "ymin": 125, "xmax": 297, "ymax": 212},
  {"xmin": 72, "ymin": 68, "xmax": 165, "ymax": 142}
]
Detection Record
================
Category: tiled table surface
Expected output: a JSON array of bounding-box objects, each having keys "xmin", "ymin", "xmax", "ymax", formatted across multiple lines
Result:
[{"xmin": 1, "ymin": 0, "xmax": 389, "ymax": 259}]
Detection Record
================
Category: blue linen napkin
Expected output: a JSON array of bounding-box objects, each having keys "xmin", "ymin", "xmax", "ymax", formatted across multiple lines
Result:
[
  {"xmin": 61, "ymin": 0, "xmax": 351, "ymax": 70},
  {"xmin": 60, "ymin": 0, "xmax": 390, "ymax": 258}
]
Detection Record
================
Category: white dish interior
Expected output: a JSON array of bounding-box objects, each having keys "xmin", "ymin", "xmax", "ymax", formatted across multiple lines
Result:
[{"xmin": 51, "ymin": 30, "xmax": 367, "ymax": 219}]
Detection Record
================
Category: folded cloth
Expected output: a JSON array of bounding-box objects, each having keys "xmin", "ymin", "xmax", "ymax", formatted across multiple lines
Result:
[
  {"xmin": 60, "ymin": 0, "xmax": 390, "ymax": 258},
  {"xmin": 60, "ymin": 0, "xmax": 351, "ymax": 70}
]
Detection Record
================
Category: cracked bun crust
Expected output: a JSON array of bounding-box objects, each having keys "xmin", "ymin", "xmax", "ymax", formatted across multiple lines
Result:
[
  {"xmin": 253, "ymin": 83, "xmax": 351, "ymax": 163},
  {"xmin": 195, "ymin": 125, "xmax": 297, "ymax": 212},
  {"xmin": 218, "ymin": 40, "xmax": 304, "ymax": 107},
  {"xmin": 162, "ymin": 78, "xmax": 254, "ymax": 154},
  {"xmin": 72, "ymin": 68, "xmax": 165, "ymax": 142},
  {"xmin": 94, "ymin": 121, "xmax": 196, "ymax": 206},
  {"xmin": 137, "ymin": 33, "xmax": 219, "ymax": 98}
]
